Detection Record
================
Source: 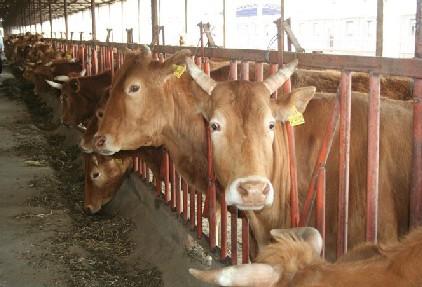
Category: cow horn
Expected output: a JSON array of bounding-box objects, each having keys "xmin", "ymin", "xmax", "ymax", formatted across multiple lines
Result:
[
  {"xmin": 186, "ymin": 57, "xmax": 217, "ymax": 96},
  {"xmin": 270, "ymin": 227, "xmax": 323, "ymax": 256},
  {"xmin": 80, "ymin": 69, "xmax": 87, "ymax": 77},
  {"xmin": 54, "ymin": 75, "xmax": 71, "ymax": 82},
  {"xmin": 263, "ymin": 59, "xmax": 298, "ymax": 95},
  {"xmin": 44, "ymin": 61, "xmax": 53, "ymax": 67},
  {"xmin": 189, "ymin": 264, "xmax": 280, "ymax": 286},
  {"xmin": 45, "ymin": 80, "xmax": 63, "ymax": 90}
]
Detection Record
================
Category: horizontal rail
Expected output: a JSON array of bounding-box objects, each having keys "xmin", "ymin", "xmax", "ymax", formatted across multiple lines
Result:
[{"xmin": 48, "ymin": 39, "xmax": 422, "ymax": 78}]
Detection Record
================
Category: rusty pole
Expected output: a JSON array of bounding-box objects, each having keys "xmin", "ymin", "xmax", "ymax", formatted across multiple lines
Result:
[
  {"xmin": 366, "ymin": 73, "xmax": 381, "ymax": 242},
  {"xmin": 337, "ymin": 71, "xmax": 352, "ymax": 257},
  {"xmin": 151, "ymin": 0, "xmax": 159, "ymax": 45},
  {"xmin": 411, "ymin": 0, "xmax": 422, "ymax": 228},
  {"xmin": 38, "ymin": 0, "xmax": 42, "ymax": 33},
  {"xmin": 48, "ymin": 0, "xmax": 52, "ymax": 38},
  {"xmin": 376, "ymin": 0, "xmax": 383, "ymax": 56},
  {"xmin": 90, "ymin": 0, "xmax": 96, "ymax": 40},
  {"xmin": 64, "ymin": 0, "xmax": 68, "ymax": 40}
]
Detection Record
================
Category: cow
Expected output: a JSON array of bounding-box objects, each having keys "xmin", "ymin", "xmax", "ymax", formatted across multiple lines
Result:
[
  {"xmin": 45, "ymin": 70, "xmax": 112, "ymax": 127},
  {"xmin": 189, "ymin": 227, "xmax": 422, "ymax": 287},
  {"xmin": 93, "ymin": 49, "xmax": 412, "ymax": 259},
  {"xmin": 83, "ymin": 147, "xmax": 163, "ymax": 214},
  {"xmin": 32, "ymin": 61, "xmax": 84, "ymax": 96}
]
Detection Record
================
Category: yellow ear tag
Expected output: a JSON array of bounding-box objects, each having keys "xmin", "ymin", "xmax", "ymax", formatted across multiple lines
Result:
[
  {"xmin": 172, "ymin": 64, "xmax": 186, "ymax": 78},
  {"xmin": 288, "ymin": 107, "xmax": 305, "ymax": 126}
]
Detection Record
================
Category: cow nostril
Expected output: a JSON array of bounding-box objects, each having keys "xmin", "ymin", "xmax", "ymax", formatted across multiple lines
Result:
[
  {"xmin": 237, "ymin": 184, "xmax": 249, "ymax": 197},
  {"xmin": 92, "ymin": 172, "xmax": 100, "ymax": 179},
  {"xmin": 262, "ymin": 184, "xmax": 270, "ymax": 195},
  {"xmin": 95, "ymin": 136, "xmax": 106, "ymax": 147},
  {"xmin": 84, "ymin": 205, "xmax": 95, "ymax": 215}
]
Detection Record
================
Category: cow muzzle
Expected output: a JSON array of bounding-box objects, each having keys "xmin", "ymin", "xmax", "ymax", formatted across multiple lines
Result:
[
  {"xmin": 226, "ymin": 176, "xmax": 274, "ymax": 210},
  {"xmin": 93, "ymin": 133, "xmax": 119, "ymax": 155}
]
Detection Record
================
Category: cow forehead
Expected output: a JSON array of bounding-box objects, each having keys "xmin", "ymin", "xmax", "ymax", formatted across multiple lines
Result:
[{"xmin": 211, "ymin": 82, "xmax": 273, "ymax": 121}]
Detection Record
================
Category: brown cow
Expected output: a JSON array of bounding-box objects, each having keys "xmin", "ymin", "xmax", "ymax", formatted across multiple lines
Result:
[
  {"xmin": 83, "ymin": 148, "xmax": 163, "ymax": 214},
  {"xmin": 94, "ymin": 49, "xmax": 412, "ymax": 259},
  {"xmin": 46, "ymin": 70, "xmax": 112, "ymax": 126},
  {"xmin": 190, "ymin": 227, "xmax": 422, "ymax": 287}
]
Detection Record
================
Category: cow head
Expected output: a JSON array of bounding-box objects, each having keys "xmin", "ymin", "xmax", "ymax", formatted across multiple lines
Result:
[
  {"xmin": 186, "ymin": 58, "xmax": 316, "ymax": 209},
  {"xmin": 190, "ymin": 227, "xmax": 323, "ymax": 287},
  {"xmin": 80, "ymin": 107, "xmax": 104, "ymax": 153},
  {"xmin": 83, "ymin": 152, "xmax": 133, "ymax": 214},
  {"xmin": 94, "ymin": 48, "xmax": 192, "ymax": 155}
]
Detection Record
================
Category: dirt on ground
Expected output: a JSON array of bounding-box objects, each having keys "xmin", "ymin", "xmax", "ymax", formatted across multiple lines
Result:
[{"xmin": 0, "ymin": 65, "xmax": 163, "ymax": 287}]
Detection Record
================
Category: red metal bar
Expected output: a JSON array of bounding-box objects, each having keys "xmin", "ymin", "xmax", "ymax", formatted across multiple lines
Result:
[
  {"xmin": 220, "ymin": 187, "xmax": 228, "ymax": 261},
  {"xmin": 241, "ymin": 61, "xmax": 249, "ymax": 80},
  {"xmin": 255, "ymin": 62, "xmax": 264, "ymax": 81},
  {"xmin": 170, "ymin": 160, "xmax": 176, "ymax": 209},
  {"xmin": 337, "ymin": 70, "xmax": 352, "ymax": 257},
  {"xmin": 316, "ymin": 167, "xmax": 326, "ymax": 257},
  {"xmin": 241, "ymin": 212, "xmax": 249, "ymax": 264},
  {"xmin": 93, "ymin": 46, "xmax": 98, "ymax": 75},
  {"xmin": 229, "ymin": 60, "xmax": 238, "ymax": 80},
  {"xmin": 230, "ymin": 206, "xmax": 238, "ymax": 265},
  {"xmin": 269, "ymin": 64, "xmax": 278, "ymax": 98},
  {"xmin": 205, "ymin": 119, "xmax": 217, "ymax": 250},
  {"xmin": 204, "ymin": 58, "xmax": 210, "ymax": 76},
  {"xmin": 411, "ymin": 79, "xmax": 422, "ymax": 227},
  {"xmin": 176, "ymin": 173, "xmax": 181, "ymax": 215},
  {"xmin": 164, "ymin": 151, "xmax": 170, "ymax": 203},
  {"xmin": 197, "ymin": 190, "xmax": 203, "ymax": 239},
  {"xmin": 190, "ymin": 187, "xmax": 196, "ymax": 229},
  {"xmin": 133, "ymin": 156, "xmax": 139, "ymax": 172},
  {"xmin": 183, "ymin": 179, "xmax": 188, "ymax": 222},
  {"xmin": 286, "ymin": 123, "xmax": 299, "ymax": 227},
  {"xmin": 366, "ymin": 73, "xmax": 381, "ymax": 242},
  {"xmin": 299, "ymin": 98, "xmax": 340, "ymax": 226},
  {"xmin": 143, "ymin": 161, "xmax": 147, "ymax": 181}
]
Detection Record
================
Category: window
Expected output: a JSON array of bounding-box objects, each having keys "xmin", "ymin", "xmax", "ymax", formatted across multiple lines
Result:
[
  {"xmin": 346, "ymin": 20, "xmax": 354, "ymax": 36},
  {"xmin": 367, "ymin": 20, "xmax": 374, "ymax": 37}
]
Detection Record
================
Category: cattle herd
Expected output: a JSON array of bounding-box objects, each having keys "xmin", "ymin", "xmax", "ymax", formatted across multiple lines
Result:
[{"xmin": 4, "ymin": 32, "xmax": 422, "ymax": 286}]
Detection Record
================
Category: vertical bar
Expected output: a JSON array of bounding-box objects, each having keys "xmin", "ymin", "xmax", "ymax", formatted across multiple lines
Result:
[
  {"xmin": 184, "ymin": 0, "xmax": 188, "ymax": 33},
  {"xmin": 91, "ymin": 0, "xmax": 96, "ymax": 40},
  {"xmin": 255, "ymin": 62, "xmax": 264, "ymax": 81},
  {"xmin": 170, "ymin": 160, "xmax": 176, "ymax": 209},
  {"xmin": 241, "ymin": 61, "xmax": 249, "ymax": 80},
  {"xmin": 163, "ymin": 152, "xmax": 170, "ymax": 203},
  {"xmin": 206, "ymin": 122, "xmax": 216, "ymax": 250},
  {"xmin": 229, "ymin": 60, "xmax": 237, "ymax": 80},
  {"xmin": 366, "ymin": 73, "xmax": 380, "ymax": 242},
  {"xmin": 197, "ymin": 190, "xmax": 203, "ymax": 239},
  {"xmin": 93, "ymin": 46, "xmax": 98, "ymax": 75},
  {"xmin": 190, "ymin": 186, "xmax": 196, "ymax": 229},
  {"xmin": 241, "ymin": 213, "xmax": 249, "ymax": 264},
  {"xmin": 39, "ymin": 0, "xmax": 43, "ymax": 33},
  {"xmin": 286, "ymin": 18, "xmax": 292, "ymax": 51},
  {"xmin": 269, "ymin": 64, "xmax": 278, "ymax": 98},
  {"xmin": 376, "ymin": 0, "xmax": 383, "ymax": 56},
  {"xmin": 133, "ymin": 156, "xmax": 139, "ymax": 172},
  {"xmin": 316, "ymin": 167, "xmax": 326, "ymax": 256},
  {"xmin": 183, "ymin": 180, "xmax": 189, "ymax": 222},
  {"xmin": 410, "ymin": 0, "xmax": 422, "ymax": 228},
  {"xmin": 337, "ymin": 70, "xmax": 352, "ymax": 257},
  {"xmin": 176, "ymin": 173, "xmax": 181, "ymax": 215},
  {"xmin": 230, "ymin": 207, "xmax": 238, "ymax": 265},
  {"xmin": 286, "ymin": 123, "xmax": 299, "ymax": 227},
  {"xmin": 411, "ymin": 79, "xmax": 422, "ymax": 228},
  {"xmin": 48, "ymin": 0, "xmax": 52, "ymax": 38},
  {"xmin": 151, "ymin": 0, "xmax": 159, "ymax": 45},
  {"xmin": 220, "ymin": 188, "xmax": 228, "ymax": 261},
  {"xmin": 64, "ymin": 0, "xmax": 68, "ymax": 39}
]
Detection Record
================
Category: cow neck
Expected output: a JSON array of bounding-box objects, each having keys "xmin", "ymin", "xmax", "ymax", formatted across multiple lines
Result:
[
  {"xmin": 245, "ymin": 123, "xmax": 292, "ymax": 251},
  {"xmin": 160, "ymin": 75, "xmax": 209, "ymax": 193}
]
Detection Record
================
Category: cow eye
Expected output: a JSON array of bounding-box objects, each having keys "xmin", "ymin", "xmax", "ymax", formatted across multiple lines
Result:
[
  {"xmin": 210, "ymin": 122, "xmax": 221, "ymax": 132},
  {"xmin": 129, "ymin": 84, "xmax": 140, "ymax": 93},
  {"xmin": 269, "ymin": 121, "xmax": 275, "ymax": 130}
]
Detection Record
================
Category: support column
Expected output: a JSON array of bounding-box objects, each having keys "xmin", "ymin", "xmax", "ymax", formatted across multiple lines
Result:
[
  {"xmin": 376, "ymin": 0, "xmax": 383, "ymax": 56},
  {"xmin": 91, "ymin": 0, "xmax": 96, "ymax": 40}
]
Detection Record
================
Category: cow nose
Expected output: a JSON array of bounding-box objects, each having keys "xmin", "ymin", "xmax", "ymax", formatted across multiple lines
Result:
[
  {"xmin": 91, "ymin": 172, "xmax": 100, "ymax": 180},
  {"xmin": 83, "ymin": 205, "xmax": 97, "ymax": 215},
  {"xmin": 95, "ymin": 135, "xmax": 106, "ymax": 148},
  {"xmin": 237, "ymin": 181, "xmax": 270, "ymax": 198},
  {"xmin": 227, "ymin": 177, "xmax": 274, "ymax": 210}
]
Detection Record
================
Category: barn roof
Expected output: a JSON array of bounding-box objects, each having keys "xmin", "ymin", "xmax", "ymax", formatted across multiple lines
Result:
[{"xmin": 0, "ymin": 0, "xmax": 120, "ymax": 27}]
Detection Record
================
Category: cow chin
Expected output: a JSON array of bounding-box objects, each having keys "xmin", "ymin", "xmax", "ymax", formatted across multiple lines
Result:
[{"xmin": 225, "ymin": 176, "xmax": 275, "ymax": 210}]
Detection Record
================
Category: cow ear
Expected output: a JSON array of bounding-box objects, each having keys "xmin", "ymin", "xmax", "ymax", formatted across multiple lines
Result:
[
  {"xmin": 271, "ymin": 86, "xmax": 316, "ymax": 122},
  {"xmin": 189, "ymin": 264, "xmax": 281, "ymax": 287},
  {"xmin": 161, "ymin": 49, "xmax": 192, "ymax": 78},
  {"xmin": 270, "ymin": 227, "xmax": 323, "ymax": 256}
]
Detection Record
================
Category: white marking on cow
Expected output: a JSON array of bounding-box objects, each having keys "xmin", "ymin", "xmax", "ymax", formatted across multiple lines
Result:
[
  {"xmin": 45, "ymin": 80, "xmax": 63, "ymax": 90},
  {"xmin": 54, "ymin": 75, "xmax": 70, "ymax": 82}
]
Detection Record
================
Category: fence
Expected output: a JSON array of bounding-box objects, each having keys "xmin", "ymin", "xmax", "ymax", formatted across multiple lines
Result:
[{"xmin": 47, "ymin": 13, "xmax": 422, "ymax": 262}]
